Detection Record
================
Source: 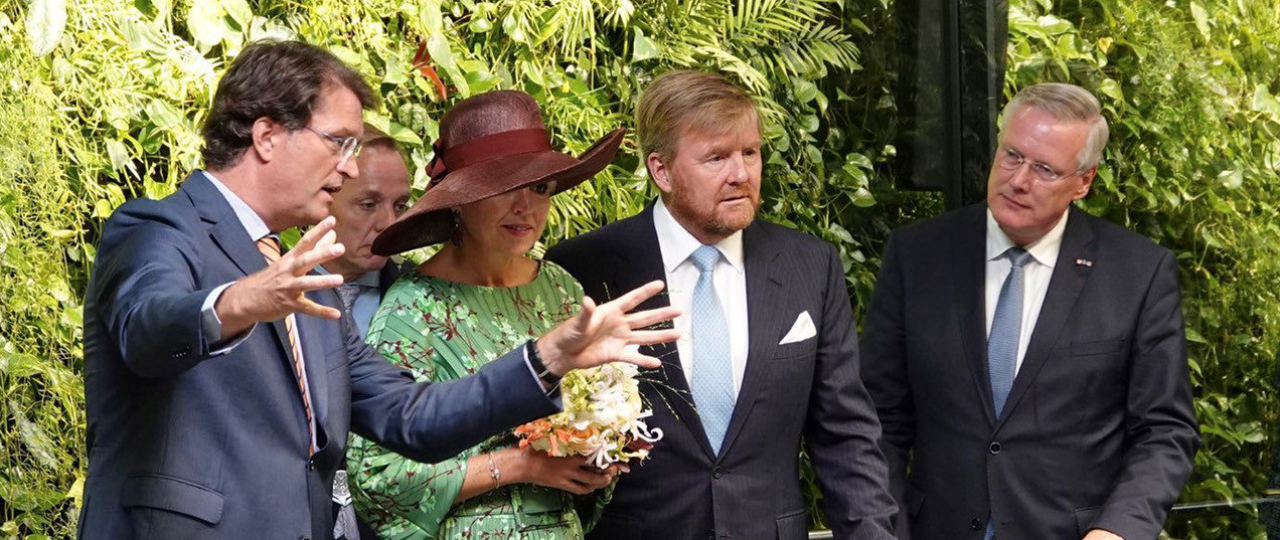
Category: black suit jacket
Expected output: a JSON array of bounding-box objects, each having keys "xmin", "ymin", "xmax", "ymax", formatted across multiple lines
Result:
[
  {"xmin": 79, "ymin": 173, "xmax": 557, "ymax": 540},
  {"xmin": 860, "ymin": 204, "xmax": 1199, "ymax": 540},
  {"xmin": 546, "ymin": 205, "xmax": 896, "ymax": 540}
]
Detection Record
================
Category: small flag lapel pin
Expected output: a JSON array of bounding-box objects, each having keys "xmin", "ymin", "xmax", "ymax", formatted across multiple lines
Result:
[{"xmin": 1075, "ymin": 258, "xmax": 1094, "ymax": 267}]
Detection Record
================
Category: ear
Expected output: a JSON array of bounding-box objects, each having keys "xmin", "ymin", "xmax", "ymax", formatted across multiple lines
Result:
[
  {"xmin": 250, "ymin": 117, "xmax": 284, "ymax": 164},
  {"xmin": 647, "ymin": 152, "xmax": 673, "ymax": 195},
  {"xmin": 1073, "ymin": 166, "xmax": 1097, "ymax": 200}
]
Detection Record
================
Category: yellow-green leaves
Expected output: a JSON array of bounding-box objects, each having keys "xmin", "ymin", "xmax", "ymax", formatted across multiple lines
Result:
[{"xmin": 25, "ymin": 0, "xmax": 66, "ymax": 57}]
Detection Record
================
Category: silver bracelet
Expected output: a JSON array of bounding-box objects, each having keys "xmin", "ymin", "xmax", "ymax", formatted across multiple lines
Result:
[{"xmin": 486, "ymin": 452, "xmax": 501, "ymax": 488}]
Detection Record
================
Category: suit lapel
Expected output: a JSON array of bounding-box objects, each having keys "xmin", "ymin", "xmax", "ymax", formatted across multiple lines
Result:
[
  {"xmin": 717, "ymin": 222, "xmax": 783, "ymax": 458},
  {"xmin": 185, "ymin": 173, "xmax": 270, "ymax": 278},
  {"xmin": 616, "ymin": 206, "xmax": 718, "ymax": 460},
  {"xmin": 183, "ymin": 172, "xmax": 321, "ymax": 439},
  {"xmin": 953, "ymin": 206, "xmax": 997, "ymax": 428},
  {"xmin": 995, "ymin": 207, "xmax": 1096, "ymax": 432},
  {"xmin": 184, "ymin": 174, "xmax": 294, "ymax": 361}
]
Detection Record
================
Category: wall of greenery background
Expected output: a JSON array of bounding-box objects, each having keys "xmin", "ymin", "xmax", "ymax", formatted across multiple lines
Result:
[{"xmin": 0, "ymin": 0, "xmax": 1277, "ymax": 538}]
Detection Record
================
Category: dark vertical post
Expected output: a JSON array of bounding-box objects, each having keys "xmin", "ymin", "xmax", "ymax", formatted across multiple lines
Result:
[{"xmin": 894, "ymin": 0, "xmax": 1008, "ymax": 210}]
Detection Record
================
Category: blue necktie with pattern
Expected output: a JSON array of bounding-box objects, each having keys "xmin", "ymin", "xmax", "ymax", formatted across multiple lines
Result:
[
  {"xmin": 985, "ymin": 246, "xmax": 1032, "ymax": 540},
  {"xmin": 689, "ymin": 245, "xmax": 734, "ymax": 455},
  {"xmin": 988, "ymin": 247, "xmax": 1032, "ymax": 418}
]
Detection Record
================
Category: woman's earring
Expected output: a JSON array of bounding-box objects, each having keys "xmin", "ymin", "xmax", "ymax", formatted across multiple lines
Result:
[{"xmin": 450, "ymin": 209, "xmax": 463, "ymax": 247}]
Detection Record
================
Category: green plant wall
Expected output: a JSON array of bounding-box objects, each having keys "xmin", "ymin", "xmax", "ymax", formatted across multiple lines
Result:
[{"xmin": 0, "ymin": 0, "xmax": 1277, "ymax": 538}]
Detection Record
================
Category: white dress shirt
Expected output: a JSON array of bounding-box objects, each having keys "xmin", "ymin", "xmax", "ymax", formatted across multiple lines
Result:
[
  {"xmin": 984, "ymin": 208, "xmax": 1069, "ymax": 374},
  {"xmin": 653, "ymin": 199, "xmax": 750, "ymax": 396}
]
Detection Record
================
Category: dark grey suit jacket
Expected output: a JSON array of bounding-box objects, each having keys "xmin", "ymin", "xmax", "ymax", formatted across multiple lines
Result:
[
  {"xmin": 860, "ymin": 204, "xmax": 1199, "ymax": 540},
  {"xmin": 79, "ymin": 173, "xmax": 557, "ymax": 540},
  {"xmin": 547, "ymin": 205, "xmax": 897, "ymax": 540}
]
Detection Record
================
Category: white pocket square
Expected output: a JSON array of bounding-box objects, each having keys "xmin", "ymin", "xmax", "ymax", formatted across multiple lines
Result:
[{"xmin": 779, "ymin": 311, "xmax": 817, "ymax": 345}]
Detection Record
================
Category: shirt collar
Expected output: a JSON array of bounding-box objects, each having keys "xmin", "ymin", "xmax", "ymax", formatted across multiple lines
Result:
[
  {"xmin": 653, "ymin": 198, "xmax": 745, "ymax": 274},
  {"xmin": 202, "ymin": 170, "xmax": 271, "ymax": 241},
  {"xmin": 985, "ymin": 207, "xmax": 1070, "ymax": 268}
]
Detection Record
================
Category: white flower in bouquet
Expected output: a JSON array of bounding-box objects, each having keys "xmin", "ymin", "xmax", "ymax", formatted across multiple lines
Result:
[{"xmin": 515, "ymin": 362, "xmax": 663, "ymax": 469}]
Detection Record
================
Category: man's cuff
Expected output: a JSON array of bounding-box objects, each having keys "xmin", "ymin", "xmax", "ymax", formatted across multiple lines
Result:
[{"xmin": 201, "ymin": 283, "xmax": 254, "ymax": 355}]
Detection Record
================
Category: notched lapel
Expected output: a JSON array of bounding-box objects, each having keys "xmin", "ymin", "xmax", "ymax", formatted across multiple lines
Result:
[
  {"xmin": 184, "ymin": 173, "xmax": 270, "ymax": 278},
  {"xmin": 718, "ymin": 223, "xmax": 784, "ymax": 458},
  {"xmin": 183, "ymin": 173, "xmax": 308, "ymax": 425},
  {"xmin": 996, "ymin": 208, "xmax": 1097, "ymax": 431},
  {"xmin": 954, "ymin": 207, "xmax": 997, "ymax": 427}
]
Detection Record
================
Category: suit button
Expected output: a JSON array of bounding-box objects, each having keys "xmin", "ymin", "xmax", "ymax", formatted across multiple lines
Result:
[
  {"xmin": 989, "ymin": 442, "xmax": 1002, "ymax": 455},
  {"xmin": 970, "ymin": 518, "xmax": 983, "ymax": 530},
  {"xmin": 706, "ymin": 531, "xmax": 715, "ymax": 540},
  {"xmin": 712, "ymin": 467, "xmax": 725, "ymax": 479},
  {"xmin": 307, "ymin": 458, "xmax": 316, "ymax": 471}
]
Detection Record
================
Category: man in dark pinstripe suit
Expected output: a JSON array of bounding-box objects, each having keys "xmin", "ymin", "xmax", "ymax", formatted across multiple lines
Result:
[{"xmin": 547, "ymin": 70, "xmax": 897, "ymax": 540}]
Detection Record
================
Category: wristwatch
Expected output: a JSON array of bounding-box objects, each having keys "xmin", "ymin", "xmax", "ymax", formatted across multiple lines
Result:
[{"xmin": 526, "ymin": 339, "xmax": 561, "ymax": 388}]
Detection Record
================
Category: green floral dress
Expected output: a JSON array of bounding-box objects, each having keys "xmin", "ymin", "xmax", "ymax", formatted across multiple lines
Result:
[{"xmin": 347, "ymin": 261, "xmax": 609, "ymax": 540}]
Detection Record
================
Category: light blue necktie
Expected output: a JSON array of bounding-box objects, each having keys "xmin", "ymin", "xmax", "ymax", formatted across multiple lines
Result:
[
  {"xmin": 984, "ymin": 246, "xmax": 1032, "ymax": 540},
  {"xmin": 988, "ymin": 247, "xmax": 1032, "ymax": 418},
  {"xmin": 688, "ymin": 245, "xmax": 734, "ymax": 455}
]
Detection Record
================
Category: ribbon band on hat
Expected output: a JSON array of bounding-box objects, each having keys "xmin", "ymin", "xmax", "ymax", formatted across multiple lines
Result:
[
  {"xmin": 372, "ymin": 89, "xmax": 624, "ymax": 256},
  {"xmin": 428, "ymin": 128, "xmax": 553, "ymax": 184}
]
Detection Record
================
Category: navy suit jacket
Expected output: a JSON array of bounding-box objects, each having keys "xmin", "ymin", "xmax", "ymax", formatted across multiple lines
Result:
[
  {"xmin": 79, "ymin": 173, "xmax": 557, "ymax": 540},
  {"xmin": 860, "ymin": 204, "xmax": 1199, "ymax": 540},
  {"xmin": 547, "ymin": 206, "xmax": 897, "ymax": 540}
]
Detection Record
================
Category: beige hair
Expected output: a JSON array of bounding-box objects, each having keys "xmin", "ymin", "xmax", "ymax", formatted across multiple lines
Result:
[
  {"xmin": 1000, "ymin": 83, "xmax": 1110, "ymax": 171},
  {"xmin": 636, "ymin": 70, "xmax": 759, "ymax": 161},
  {"xmin": 360, "ymin": 123, "xmax": 399, "ymax": 153}
]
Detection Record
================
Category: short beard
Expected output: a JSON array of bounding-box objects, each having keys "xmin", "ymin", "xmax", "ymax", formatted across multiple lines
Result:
[
  {"xmin": 667, "ymin": 191, "xmax": 759, "ymax": 241},
  {"xmin": 705, "ymin": 206, "xmax": 757, "ymax": 236}
]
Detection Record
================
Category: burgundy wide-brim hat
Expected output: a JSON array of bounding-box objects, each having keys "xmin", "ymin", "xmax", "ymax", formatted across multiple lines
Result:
[{"xmin": 372, "ymin": 90, "xmax": 625, "ymax": 255}]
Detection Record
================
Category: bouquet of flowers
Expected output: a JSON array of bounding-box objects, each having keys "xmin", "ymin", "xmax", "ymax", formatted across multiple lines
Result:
[{"xmin": 514, "ymin": 361, "xmax": 664, "ymax": 469}]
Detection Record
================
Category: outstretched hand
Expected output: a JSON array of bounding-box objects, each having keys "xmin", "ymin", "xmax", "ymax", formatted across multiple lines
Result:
[
  {"xmin": 536, "ymin": 280, "xmax": 681, "ymax": 376},
  {"xmin": 215, "ymin": 216, "xmax": 347, "ymax": 337}
]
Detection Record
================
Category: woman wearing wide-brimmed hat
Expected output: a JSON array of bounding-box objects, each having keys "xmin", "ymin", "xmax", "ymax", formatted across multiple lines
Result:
[{"xmin": 346, "ymin": 90, "xmax": 627, "ymax": 540}]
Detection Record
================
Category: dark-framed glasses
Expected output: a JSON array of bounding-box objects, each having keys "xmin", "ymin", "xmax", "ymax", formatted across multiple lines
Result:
[
  {"xmin": 995, "ymin": 147, "xmax": 1083, "ymax": 183},
  {"xmin": 303, "ymin": 126, "xmax": 361, "ymax": 166}
]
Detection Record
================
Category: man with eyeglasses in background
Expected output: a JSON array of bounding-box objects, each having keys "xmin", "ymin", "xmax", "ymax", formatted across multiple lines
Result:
[
  {"xmin": 860, "ymin": 83, "xmax": 1199, "ymax": 540},
  {"xmin": 78, "ymin": 40, "xmax": 680, "ymax": 540}
]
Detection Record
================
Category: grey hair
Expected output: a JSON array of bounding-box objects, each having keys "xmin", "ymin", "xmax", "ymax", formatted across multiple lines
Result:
[{"xmin": 1000, "ymin": 83, "xmax": 1110, "ymax": 171}]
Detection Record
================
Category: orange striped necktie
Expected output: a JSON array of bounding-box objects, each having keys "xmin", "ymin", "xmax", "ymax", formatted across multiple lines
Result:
[{"xmin": 256, "ymin": 236, "xmax": 318, "ymax": 456}]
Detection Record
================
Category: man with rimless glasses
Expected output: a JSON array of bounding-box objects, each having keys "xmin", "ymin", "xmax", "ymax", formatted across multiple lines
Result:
[
  {"xmin": 861, "ymin": 83, "xmax": 1199, "ymax": 540},
  {"xmin": 78, "ymin": 40, "xmax": 680, "ymax": 540}
]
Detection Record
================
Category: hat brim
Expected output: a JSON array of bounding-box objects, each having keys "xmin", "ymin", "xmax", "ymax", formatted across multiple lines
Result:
[{"xmin": 372, "ymin": 128, "xmax": 625, "ymax": 256}]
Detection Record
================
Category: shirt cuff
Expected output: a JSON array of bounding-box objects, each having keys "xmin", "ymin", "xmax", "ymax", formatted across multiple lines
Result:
[
  {"xmin": 201, "ymin": 283, "xmax": 255, "ymax": 355},
  {"xmin": 523, "ymin": 343, "xmax": 563, "ymax": 405}
]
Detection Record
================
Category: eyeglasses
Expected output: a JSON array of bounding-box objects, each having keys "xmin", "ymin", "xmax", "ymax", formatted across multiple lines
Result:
[
  {"xmin": 995, "ymin": 147, "xmax": 1083, "ymax": 183},
  {"xmin": 303, "ymin": 126, "xmax": 361, "ymax": 166}
]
